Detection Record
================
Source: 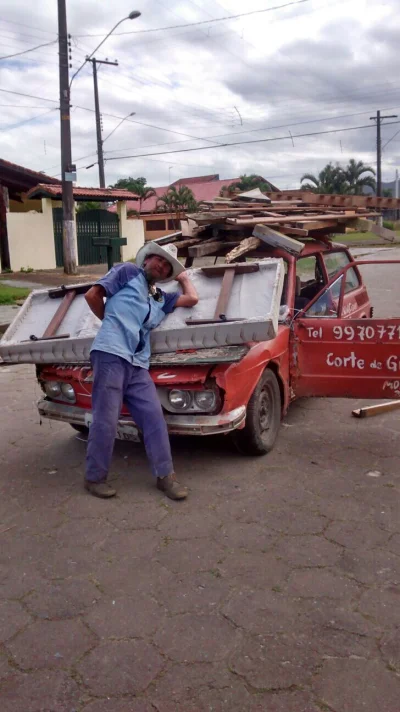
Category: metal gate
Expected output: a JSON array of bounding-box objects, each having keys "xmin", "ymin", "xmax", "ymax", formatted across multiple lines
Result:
[{"xmin": 53, "ymin": 208, "xmax": 120, "ymax": 267}]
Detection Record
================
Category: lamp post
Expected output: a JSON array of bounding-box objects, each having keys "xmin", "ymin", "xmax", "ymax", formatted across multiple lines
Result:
[
  {"xmin": 70, "ymin": 11, "xmax": 141, "ymax": 88},
  {"xmin": 58, "ymin": 9, "xmax": 141, "ymax": 274}
]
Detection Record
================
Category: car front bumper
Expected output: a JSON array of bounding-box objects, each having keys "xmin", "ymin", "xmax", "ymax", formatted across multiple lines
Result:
[{"xmin": 37, "ymin": 398, "xmax": 246, "ymax": 440}]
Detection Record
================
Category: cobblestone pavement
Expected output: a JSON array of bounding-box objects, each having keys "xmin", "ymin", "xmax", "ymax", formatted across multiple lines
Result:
[{"xmin": 0, "ymin": 252, "xmax": 399, "ymax": 711}]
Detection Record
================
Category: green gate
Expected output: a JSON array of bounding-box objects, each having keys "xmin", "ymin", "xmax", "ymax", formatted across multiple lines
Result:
[{"xmin": 53, "ymin": 208, "xmax": 121, "ymax": 267}]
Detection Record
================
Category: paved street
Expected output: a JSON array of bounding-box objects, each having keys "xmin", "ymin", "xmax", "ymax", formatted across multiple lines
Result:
[{"xmin": 0, "ymin": 250, "xmax": 399, "ymax": 711}]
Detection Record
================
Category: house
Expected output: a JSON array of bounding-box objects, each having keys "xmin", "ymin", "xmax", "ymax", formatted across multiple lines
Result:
[
  {"xmin": 123, "ymin": 174, "xmax": 281, "ymax": 241},
  {"xmin": 0, "ymin": 159, "xmax": 60, "ymax": 271},
  {"xmin": 0, "ymin": 159, "xmax": 144, "ymax": 272}
]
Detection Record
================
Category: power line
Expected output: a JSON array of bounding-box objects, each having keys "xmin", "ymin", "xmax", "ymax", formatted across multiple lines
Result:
[
  {"xmin": 103, "ymin": 105, "xmax": 400, "ymax": 155},
  {"xmin": 0, "ymin": 39, "xmax": 57, "ymax": 61},
  {"xmin": 105, "ymin": 120, "xmax": 400, "ymax": 161},
  {"xmin": 73, "ymin": 0, "xmax": 310, "ymax": 38},
  {"xmin": 382, "ymin": 129, "xmax": 400, "ymax": 150},
  {"xmin": 0, "ymin": 19, "xmax": 57, "ymax": 37},
  {"xmin": 0, "ymin": 107, "xmax": 57, "ymax": 131},
  {"xmin": 0, "ymin": 88, "xmax": 59, "ymax": 103}
]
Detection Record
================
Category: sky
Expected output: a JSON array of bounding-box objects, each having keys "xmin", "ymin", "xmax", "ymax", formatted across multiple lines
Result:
[{"xmin": 0, "ymin": 0, "xmax": 399, "ymax": 191}]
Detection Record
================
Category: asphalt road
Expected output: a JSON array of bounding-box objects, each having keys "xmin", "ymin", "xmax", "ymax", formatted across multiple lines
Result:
[{"xmin": 0, "ymin": 248, "xmax": 399, "ymax": 711}]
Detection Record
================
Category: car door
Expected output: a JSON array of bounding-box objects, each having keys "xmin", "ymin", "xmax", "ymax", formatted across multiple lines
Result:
[
  {"xmin": 321, "ymin": 249, "xmax": 370, "ymax": 318},
  {"xmin": 290, "ymin": 266, "xmax": 400, "ymax": 400}
]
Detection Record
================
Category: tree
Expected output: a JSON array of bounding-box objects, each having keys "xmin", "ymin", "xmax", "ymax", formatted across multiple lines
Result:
[
  {"xmin": 76, "ymin": 201, "xmax": 102, "ymax": 212},
  {"xmin": 300, "ymin": 160, "xmax": 377, "ymax": 195},
  {"xmin": 221, "ymin": 174, "xmax": 275, "ymax": 197},
  {"xmin": 383, "ymin": 188, "xmax": 393, "ymax": 197},
  {"xmin": 110, "ymin": 176, "xmax": 156, "ymax": 211},
  {"xmin": 300, "ymin": 163, "xmax": 348, "ymax": 194},
  {"xmin": 343, "ymin": 159, "xmax": 376, "ymax": 195},
  {"xmin": 156, "ymin": 186, "xmax": 198, "ymax": 213},
  {"xmin": 156, "ymin": 186, "xmax": 198, "ymax": 228}
]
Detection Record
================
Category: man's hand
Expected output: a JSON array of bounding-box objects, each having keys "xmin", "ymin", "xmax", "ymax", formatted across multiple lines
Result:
[
  {"xmin": 175, "ymin": 271, "xmax": 190, "ymax": 284},
  {"xmin": 175, "ymin": 271, "xmax": 198, "ymax": 308}
]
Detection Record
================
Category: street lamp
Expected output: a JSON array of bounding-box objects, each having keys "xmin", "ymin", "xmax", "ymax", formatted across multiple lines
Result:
[
  {"xmin": 70, "ymin": 11, "xmax": 142, "ymax": 87},
  {"xmin": 103, "ymin": 112, "xmax": 136, "ymax": 144}
]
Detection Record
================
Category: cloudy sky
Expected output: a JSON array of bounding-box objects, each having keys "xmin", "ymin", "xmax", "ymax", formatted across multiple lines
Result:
[{"xmin": 0, "ymin": 0, "xmax": 399, "ymax": 190}]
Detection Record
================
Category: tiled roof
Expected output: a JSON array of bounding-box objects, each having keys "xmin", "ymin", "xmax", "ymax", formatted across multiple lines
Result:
[
  {"xmin": 125, "ymin": 178, "xmax": 242, "ymax": 213},
  {"xmin": 121, "ymin": 175, "xmax": 281, "ymax": 214},
  {"xmin": 26, "ymin": 184, "xmax": 139, "ymax": 201},
  {"xmin": 0, "ymin": 158, "xmax": 61, "ymax": 184},
  {"xmin": 171, "ymin": 174, "xmax": 219, "ymax": 185}
]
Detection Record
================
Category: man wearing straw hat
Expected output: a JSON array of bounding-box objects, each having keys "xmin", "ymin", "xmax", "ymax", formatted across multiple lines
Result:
[{"xmin": 84, "ymin": 242, "xmax": 198, "ymax": 500}]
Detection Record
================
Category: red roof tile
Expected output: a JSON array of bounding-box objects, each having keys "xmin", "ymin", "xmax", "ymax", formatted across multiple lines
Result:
[
  {"xmin": 26, "ymin": 184, "xmax": 139, "ymax": 201},
  {"xmin": 119, "ymin": 175, "xmax": 281, "ymax": 214},
  {"xmin": 171, "ymin": 174, "xmax": 219, "ymax": 185},
  {"xmin": 0, "ymin": 158, "xmax": 61, "ymax": 184},
  {"xmin": 123, "ymin": 178, "xmax": 242, "ymax": 213}
]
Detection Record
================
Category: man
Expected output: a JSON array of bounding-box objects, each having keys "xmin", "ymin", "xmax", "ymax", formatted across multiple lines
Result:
[{"xmin": 84, "ymin": 242, "xmax": 198, "ymax": 500}]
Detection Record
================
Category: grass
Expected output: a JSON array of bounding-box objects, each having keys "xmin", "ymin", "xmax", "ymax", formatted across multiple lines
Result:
[
  {"xmin": 0, "ymin": 283, "xmax": 31, "ymax": 306},
  {"xmin": 339, "ymin": 230, "xmax": 400, "ymax": 245}
]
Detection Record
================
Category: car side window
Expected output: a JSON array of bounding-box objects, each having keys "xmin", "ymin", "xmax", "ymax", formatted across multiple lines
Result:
[
  {"xmin": 323, "ymin": 251, "xmax": 360, "ymax": 294},
  {"xmin": 302, "ymin": 275, "xmax": 343, "ymax": 318}
]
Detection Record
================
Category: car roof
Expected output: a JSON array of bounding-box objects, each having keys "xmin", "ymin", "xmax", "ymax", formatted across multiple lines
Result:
[{"xmin": 297, "ymin": 240, "xmax": 347, "ymax": 257}]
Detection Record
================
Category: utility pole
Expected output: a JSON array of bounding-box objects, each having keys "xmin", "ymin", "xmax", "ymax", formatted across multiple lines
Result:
[
  {"xmin": 57, "ymin": 0, "xmax": 78, "ymax": 275},
  {"xmin": 88, "ymin": 57, "xmax": 118, "ymax": 188},
  {"xmin": 370, "ymin": 110, "xmax": 398, "ymax": 197}
]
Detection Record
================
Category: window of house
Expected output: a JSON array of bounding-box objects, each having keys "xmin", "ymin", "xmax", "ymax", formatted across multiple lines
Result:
[
  {"xmin": 323, "ymin": 251, "xmax": 360, "ymax": 293},
  {"xmin": 146, "ymin": 219, "xmax": 166, "ymax": 231},
  {"xmin": 167, "ymin": 219, "xmax": 178, "ymax": 229}
]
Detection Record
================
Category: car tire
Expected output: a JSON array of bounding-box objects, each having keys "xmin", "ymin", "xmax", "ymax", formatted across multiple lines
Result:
[
  {"xmin": 232, "ymin": 369, "xmax": 281, "ymax": 456},
  {"xmin": 70, "ymin": 424, "xmax": 89, "ymax": 435}
]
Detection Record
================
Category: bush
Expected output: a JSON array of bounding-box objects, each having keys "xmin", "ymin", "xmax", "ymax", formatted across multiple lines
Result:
[{"xmin": 383, "ymin": 220, "xmax": 395, "ymax": 230}]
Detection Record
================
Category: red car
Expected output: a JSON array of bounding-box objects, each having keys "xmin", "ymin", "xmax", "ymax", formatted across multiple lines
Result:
[{"xmin": 37, "ymin": 241, "xmax": 400, "ymax": 455}]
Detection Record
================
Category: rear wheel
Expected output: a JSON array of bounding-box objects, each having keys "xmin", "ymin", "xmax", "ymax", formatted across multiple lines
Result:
[{"xmin": 232, "ymin": 369, "xmax": 281, "ymax": 456}]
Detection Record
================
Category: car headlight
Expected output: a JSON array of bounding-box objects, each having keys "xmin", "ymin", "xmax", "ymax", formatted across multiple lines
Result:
[
  {"xmin": 44, "ymin": 381, "xmax": 61, "ymax": 398},
  {"xmin": 60, "ymin": 383, "xmax": 75, "ymax": 401},
  {"xmin": 168, "ymin": 389, "xmax": 192, "ymax": 410},
  {"xmin": 194, "ymin": 391, "xmax": 216, "ymax": 412}
]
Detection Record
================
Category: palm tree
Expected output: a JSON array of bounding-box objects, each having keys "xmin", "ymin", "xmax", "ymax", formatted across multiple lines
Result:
[
  {"xmin": 300, "ymin": 163, "xmax": 348, "ymax": 194},
  {"xmin": 110, "ymin": 176, "xmax": 156, "ymax": 211},
  {"xmin": 344, "ymin": 159, "xmax": 376, "ymax": 195},
  {"xmin": 157, "ymin": 186, "xmax": 198, "ymax": 213},
  {"xmin": 221, "ymin": 174, "xmax": 275, "ymax": 197},
  {"xmin": 156, "ymin": 186, "xmax": 198, "ymax": 228}
]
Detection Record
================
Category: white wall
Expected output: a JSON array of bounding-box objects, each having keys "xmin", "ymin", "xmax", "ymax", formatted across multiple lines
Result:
[
  {"xmin": 117, "ymin": 201, "xmax": 144, "ymax": 261},
  {"xmin": 6, "ymin": 198, "xmax": 56, "ymax": 271}
]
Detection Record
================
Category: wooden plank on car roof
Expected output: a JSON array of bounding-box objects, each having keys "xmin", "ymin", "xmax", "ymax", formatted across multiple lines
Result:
[
  {"xmin": 253, "ymin": 224, "xmax": 304, "ymax": 254},
  {"xmin": 225, "ymin": 236, "xmax": 262, "ymax": 263}
]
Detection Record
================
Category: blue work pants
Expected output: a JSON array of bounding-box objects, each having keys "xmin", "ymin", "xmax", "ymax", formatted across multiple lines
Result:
[{"xmin": 86, "ymin": 350, "xmax": 173, "ymax": 483}]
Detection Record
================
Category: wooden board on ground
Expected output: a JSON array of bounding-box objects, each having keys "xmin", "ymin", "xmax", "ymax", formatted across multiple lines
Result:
[
  {"xmin": 252, "ymin": 224, "xmax": 304, "ymax": 255},
  {"xmin": 352, "ymin": 401, "xmax": 400, "ymax": 418}
]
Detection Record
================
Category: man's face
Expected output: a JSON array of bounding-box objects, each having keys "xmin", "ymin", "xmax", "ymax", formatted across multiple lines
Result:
[{"xmin": 142, "ymin": 254, "xmax": 172, "ymax": 282}]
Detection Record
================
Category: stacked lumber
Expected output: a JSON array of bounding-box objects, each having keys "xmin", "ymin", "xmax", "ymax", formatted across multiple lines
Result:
[{"xmin": 157, "ymin": 190, "xmax": 400, "ymax": 264}]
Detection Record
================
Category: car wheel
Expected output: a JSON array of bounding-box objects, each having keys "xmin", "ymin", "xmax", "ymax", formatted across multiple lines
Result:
[
  {"xmin": 232, "ymin": 369, "xmax": 281, "ymax": 456},
  {"xmin": 70, "ymin": 424, "xmax": 89, "ymax": 435}
]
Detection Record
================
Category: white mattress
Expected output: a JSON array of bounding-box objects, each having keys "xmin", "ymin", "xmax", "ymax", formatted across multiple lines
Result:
[{"xmin": 0, "ymin": 259, "xmax": 284, "ymax": 364}]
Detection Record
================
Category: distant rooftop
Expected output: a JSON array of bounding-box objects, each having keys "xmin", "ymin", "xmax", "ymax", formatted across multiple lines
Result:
[
  {"xmin": 26, "ymin": 184, "xmax": 139, "ymax": 202},
  {"xmin": 124, "ymin": 174, "xmax": 281, "ymax": 214}
]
